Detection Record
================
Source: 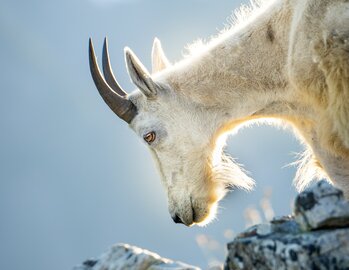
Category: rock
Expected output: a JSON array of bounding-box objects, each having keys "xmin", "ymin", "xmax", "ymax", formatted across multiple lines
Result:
[
  {"xmin": 74, "ymin": 181, "xmax": 349, "ymax": 270},
  {"xmin": 73, "ymin": 243, "xmax": 200, "ymax": 270},
  {"xmin": 225, "ymin": 180, "xmax": 349, "ymax": 270},
  {"xmin": 294, "ymin": 180, "xmax": 349, "ymax": 231},
  {"xmin": 225, "ymin": 227, "xmax": 349, "ymax": 270},
  {"xmin": 270, "ymin": 215, "xmax": 300, "ymax": 234}
]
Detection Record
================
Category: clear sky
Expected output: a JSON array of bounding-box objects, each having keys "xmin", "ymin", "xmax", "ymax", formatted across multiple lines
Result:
[{"xmin": 0, "ymin": 0, "xmax": 302, "ymax": 269}]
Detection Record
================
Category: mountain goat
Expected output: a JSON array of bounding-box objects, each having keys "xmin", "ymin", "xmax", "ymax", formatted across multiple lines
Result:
[{"xmin": 88, "ymin": 0, "xmax": 349, "ymax": 226}]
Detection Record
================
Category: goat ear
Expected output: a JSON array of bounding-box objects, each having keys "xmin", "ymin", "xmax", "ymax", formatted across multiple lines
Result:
[
  {"xmin": 125, "ymin": 47, "xmax": 157, "ymax": 98},
  {"xmin": 151, "ymin": 38, "xmax": 171, "ymax": 73}
]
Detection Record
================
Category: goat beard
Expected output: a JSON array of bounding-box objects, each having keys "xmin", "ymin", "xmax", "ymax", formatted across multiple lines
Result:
[{"xmin": 210, "ymin": 153, "xmax": 255, "ymax": 191}]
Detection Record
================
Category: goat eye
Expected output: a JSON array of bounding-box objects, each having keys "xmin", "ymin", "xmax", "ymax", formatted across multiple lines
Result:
[{"xmin": 143, "ymin": 132, "xmax": 156, "ymax": 144}]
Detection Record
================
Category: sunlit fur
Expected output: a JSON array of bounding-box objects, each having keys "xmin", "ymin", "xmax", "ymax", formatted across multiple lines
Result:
[{"xmin": 122, "ymin": 0, "xmax": 349, "ymax": 226}]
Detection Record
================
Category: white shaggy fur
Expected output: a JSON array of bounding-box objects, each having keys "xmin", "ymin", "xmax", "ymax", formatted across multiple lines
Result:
[{"xmin": 119, "ymin": 0, "xmax": 349, "ymax": 226}]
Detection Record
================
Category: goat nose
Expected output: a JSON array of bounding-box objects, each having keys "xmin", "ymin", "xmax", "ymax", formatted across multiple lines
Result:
[{"xmin": 172, "ymin": 214, "xmax": 184, "ymax": 224}]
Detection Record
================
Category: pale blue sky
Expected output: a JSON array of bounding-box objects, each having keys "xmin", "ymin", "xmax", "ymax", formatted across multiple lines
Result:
[{"xmin": 0, "ymin": 0, "xmax": 302, "ymax": 269}]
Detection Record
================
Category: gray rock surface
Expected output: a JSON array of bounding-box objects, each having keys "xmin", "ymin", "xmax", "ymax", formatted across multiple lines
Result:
[
  {"xmin": 225, "ymin": 180, "xmax": 349, "ymax": 270},
  {"xmin": 74, "ymin": 181, "xmax": 349, "ymax": 270},
  {"xmin": 73, "ymin": 243, "xmax": 200, "ymax": 270},
  {"xmin": 294, "ymin": 180, "xmax": 349, "ymax": 231}
]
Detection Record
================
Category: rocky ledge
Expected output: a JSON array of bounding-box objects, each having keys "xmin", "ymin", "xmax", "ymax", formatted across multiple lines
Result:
[
  {"xmin": 225, "ymin": 180, "xmax": 349, "ymax": 270},
  {"xmin": 73, "ymin": 243, "xmax": 199, "ymax": 270},
  {"xmin": 74, "ymin": 180, "xmax": 349, "ymax": 270}
]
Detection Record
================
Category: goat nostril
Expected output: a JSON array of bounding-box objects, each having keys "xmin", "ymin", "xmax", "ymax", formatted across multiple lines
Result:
[{"xmin": 172, "ymin": 214, "xmax": 183, "ymax": 224}]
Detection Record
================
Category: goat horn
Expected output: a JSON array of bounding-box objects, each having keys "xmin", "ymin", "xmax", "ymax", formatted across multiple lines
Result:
[
  {"xmin": 102, "ymin": 37, "xmax": 127, "ymax": 97},
  {"xmin": 89, "ymin": 38, "xmax": 137, "ymax": 123}
]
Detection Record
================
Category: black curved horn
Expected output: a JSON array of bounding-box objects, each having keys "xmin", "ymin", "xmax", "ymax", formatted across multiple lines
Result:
[
  {"xmin": 102, "ymin": 37, "xmax": 128, "ymax": 97},
  {"xmin": 89, "ymin": 38, "xmax": 137, "ymax": 123}
]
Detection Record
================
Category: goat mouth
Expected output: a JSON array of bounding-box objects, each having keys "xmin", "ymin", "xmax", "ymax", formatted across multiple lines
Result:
[
  {"xmin": 190, "ymin": 196, "xmax": 198, "ymax": 224},
  {"xmin": 192, "ymin": 205, "xmax": 197, "ymax": 223}
]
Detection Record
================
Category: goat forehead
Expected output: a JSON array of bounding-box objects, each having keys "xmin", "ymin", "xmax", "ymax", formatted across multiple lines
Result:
[
  {"xmin": 132, "ymin": 104, "xmax": 188, "ymax": 126},
  {"xmin": 129, "ymin": 94, "xmax": 207, "ymax": 140}
]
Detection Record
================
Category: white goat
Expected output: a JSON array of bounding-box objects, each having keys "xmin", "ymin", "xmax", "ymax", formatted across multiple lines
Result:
[{"xmin": 89, "ymin": 0, "xmax": 349, "ymax": 226}]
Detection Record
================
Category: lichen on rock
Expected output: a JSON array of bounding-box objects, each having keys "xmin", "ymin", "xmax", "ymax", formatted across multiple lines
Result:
[
  {"xmin": 294, "ymin": 180, "xmax": 349, "ymax": 231},
  {"xmin": 225, "ymin": 180, "xmax": 349, "ymax": 270}
]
